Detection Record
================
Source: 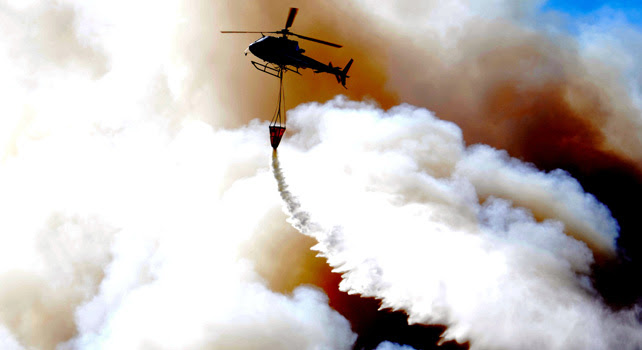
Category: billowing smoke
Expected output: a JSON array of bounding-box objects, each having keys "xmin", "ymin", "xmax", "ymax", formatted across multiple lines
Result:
[
  {"xmin": 2, "ymin": 0, "xmax": 642, "ymax": 349},
  {"xmin": 272, "ymin": 98, "xmax": 641, "ymax": 349},
  {"xmin": 0, "ymin": 111, "xmax": 357, "ymax": 349}
]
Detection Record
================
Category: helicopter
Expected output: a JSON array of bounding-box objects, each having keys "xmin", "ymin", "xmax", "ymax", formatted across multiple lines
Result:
[{"xmin": 221, "ymin": 8, "xmax": 353, "ymax": 88}]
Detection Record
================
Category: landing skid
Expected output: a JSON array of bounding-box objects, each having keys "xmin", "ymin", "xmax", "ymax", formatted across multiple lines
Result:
[{"xmin": 251, "ymin": 61, "xmax": 301, "ymax": 78}]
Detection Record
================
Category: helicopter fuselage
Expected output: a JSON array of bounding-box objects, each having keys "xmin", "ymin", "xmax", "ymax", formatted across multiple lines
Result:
[{"xmin": 247, "ymin": 36, "xmax": 334, "ymax": 74}]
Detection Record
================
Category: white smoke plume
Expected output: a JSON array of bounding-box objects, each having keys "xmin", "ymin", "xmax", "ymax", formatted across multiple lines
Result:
[
  {"xmin": 272, "ymin": 97, "xmax": 642, "ymax": 349},
  {"xmin": 0, "ymin": 115, "xmax": 357, "ymax": 349}
]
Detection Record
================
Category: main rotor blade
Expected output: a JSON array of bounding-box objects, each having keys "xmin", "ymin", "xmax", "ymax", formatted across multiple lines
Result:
[
  {"xmin": 220, "ymin": 31, "xmax": 278, "ymax": 34},
  {"xmin": 285, "ymin": 8, "xmax": 298, "ymax": 29},
  {"xmin": 292, "ymin": 33, "xmax": 342, "ymax": 48}
]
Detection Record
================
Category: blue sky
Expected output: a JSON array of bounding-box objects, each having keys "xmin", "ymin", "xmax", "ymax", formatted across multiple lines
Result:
[{"xmin": 543, "ymin": 0, "xmax": 642, "ymax": 26}]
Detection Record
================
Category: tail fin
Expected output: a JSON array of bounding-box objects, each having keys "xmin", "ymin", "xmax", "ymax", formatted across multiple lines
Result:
[{"xmin": 335, "ymin": 59, "xmax": 353, "ymax": 88}]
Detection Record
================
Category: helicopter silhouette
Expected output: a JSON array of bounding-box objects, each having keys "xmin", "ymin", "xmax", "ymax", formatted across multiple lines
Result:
[
  {"xmin": 221, "ymin": 8, "xmax": 352, "ymax": 149},
  {"xmin": 221, "ymin": 8, "xmax": 353, "ymax": 88}
]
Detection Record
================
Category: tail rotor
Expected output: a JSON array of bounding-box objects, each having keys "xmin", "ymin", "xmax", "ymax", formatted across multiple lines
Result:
[{"xmin": 334, "ymin": 59, "xmax": 353, "ymax": 88}]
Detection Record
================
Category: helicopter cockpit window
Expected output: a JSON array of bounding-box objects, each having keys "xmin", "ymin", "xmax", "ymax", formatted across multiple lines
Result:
[{"xmin": 290, "ymin": 41, "xmax": 304, "ymax": 53}]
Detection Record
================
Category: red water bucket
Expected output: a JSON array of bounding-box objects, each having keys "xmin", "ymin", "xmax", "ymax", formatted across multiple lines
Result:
[{"xmin": 269, "ymin": 126, "xmax": 286, "ymax": 149}]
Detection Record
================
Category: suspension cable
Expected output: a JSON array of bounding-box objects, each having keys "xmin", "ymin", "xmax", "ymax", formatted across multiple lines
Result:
[{"xmin": 270, "ymin": 67, "xmax": 286, "ymax": 128}]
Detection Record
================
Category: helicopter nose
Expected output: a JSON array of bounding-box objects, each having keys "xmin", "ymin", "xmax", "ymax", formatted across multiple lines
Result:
[
  {"xmin": 244, "ymin": 47, "xmax": 249, "ymax": 56},
  {"xmin": 248, "ymin": 41, "xmax": 261, "ymax": 57},
  {"xmin": 247, "ymin": 37, "xmax": 270, "ymax": 58}
]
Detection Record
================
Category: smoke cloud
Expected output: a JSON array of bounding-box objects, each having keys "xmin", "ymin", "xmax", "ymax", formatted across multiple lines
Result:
[
  {"xmin": 2, "ymin": 0, "xmax": 642, "ymax": 349},
  {"xmin": 273, "ymin": 98, "xmax": 641, "ymax": 349},
  {"xmin": 0, "ymin": 115, "xmax": 357, "ymax": 349}
]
